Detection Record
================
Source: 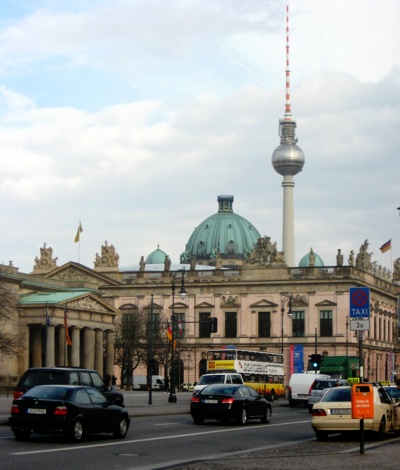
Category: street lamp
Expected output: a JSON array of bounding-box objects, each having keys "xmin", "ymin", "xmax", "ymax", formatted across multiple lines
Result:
[
  {"xmin": 169, "ymin": 269, "xmax": 187, "ymax": 403},
  {"xmin": 281, "ymin": 294, "xmax": 293, "ymax": 354}
]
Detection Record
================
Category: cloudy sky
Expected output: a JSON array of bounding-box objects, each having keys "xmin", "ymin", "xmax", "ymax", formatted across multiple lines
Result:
[{"xmin": 1, "ymin": 0, "xmax": 399, "ymax": 274}]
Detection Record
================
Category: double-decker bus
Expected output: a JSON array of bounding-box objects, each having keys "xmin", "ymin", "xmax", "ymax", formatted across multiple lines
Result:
[{"xmin": 206, "ymin": 347, "xmax": 284, "ymax": 401}]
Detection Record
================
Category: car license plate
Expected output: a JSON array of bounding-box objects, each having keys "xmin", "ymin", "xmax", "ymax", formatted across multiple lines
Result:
[
  {"xmin": 27, "ymin": 408, "xmax": 46, "ymax": 414},
  {"xmin": 203, "ymin": 399, "xmax": 218, "ymax": 404},
  {"xmin": 331, "ymin": 409, "xmax": 351, "ymax": 415}
]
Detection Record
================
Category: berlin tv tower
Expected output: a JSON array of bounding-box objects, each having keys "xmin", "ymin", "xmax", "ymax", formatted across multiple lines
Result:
[{"xmin": 271, "ymin": 4, "xmax": 305, "ymax": 267}]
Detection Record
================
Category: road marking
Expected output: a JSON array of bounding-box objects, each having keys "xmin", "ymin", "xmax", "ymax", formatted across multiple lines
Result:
[{"xmin": 10, "ymin": 420, "xmax": 310, "ymax": 456}]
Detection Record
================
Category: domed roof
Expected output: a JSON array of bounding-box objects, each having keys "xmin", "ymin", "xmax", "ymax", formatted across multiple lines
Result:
[
  {"xmin": 145, "ymin": 246, "xmax": 168, "ymax": 264},
  {"xmin": 298, "ymin": 249, "xmax": 325, "ymax": 267},
  {"xmin": 181, "ymin": 195, "xmax": 261, "ymax": 265}
]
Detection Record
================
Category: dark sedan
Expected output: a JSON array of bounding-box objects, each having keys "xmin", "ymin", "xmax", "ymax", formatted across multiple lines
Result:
[
  {"xmin": 10, "ymin": 385, "xmax": 130, "ymax": 442},
  {"xmin": 190, "ymin": 384, "xmax": 272, "ymax": 425}
]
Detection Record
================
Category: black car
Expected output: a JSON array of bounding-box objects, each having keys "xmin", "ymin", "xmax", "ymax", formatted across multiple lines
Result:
[
  {"xmin": 13, "ymin": 367, "xmax": 124, "ymax": 406},
  {"xmin": 190, "ymin": 383, "xmax": 272, "ymax": 425},
  {"xmin": 10, "ymin": 385, "xmax": 130, "ymax": 442}
]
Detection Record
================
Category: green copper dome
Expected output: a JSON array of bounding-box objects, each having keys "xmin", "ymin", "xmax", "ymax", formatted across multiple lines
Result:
[
  {"xmin": 298, "ymin": 250, "xmax": 325, "ymax": 267},
  {"xmin": 145, "ymin": 246, "xmax": 168, "ymax": 264},
  {"xmin": 181, "ymin": 195, "xmax": 261, "ymax": 264}
]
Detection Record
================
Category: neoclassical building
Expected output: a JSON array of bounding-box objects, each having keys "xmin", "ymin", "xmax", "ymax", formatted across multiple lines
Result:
[{"xmin": 1, "ymin": 195, "xmax": 399, "ymax": 389}]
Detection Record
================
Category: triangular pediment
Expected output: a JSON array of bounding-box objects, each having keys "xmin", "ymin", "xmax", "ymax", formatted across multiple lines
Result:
[
  {"xmin": 62, "ymin": 294, "xmax": 118, "ymax": 314},
  {"xmin": 18, "ymin": 291, "xmax": 118, "ymax": 316},
  {"xmin": 315, "ymin": 299, "xmax": 337, "ymax": 307},
  {"xmin": 44, "ymin": 262, "xmax": 121, "ymax": 287},
  {"xmin": 194, "ymin": 302, "xmax": 215, "ymax": 309},
  {"xmin": 249, "ymin": 299, "xmax": 279, "ymax": 308}
]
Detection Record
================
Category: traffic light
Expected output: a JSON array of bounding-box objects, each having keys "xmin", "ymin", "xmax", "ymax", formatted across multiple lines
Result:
[
  {"xmin": 210, "ymin": 317, "xmax": 218, "ymax": 333},
  {"xmin": 309, "ymin": 353, "xmax": 322, "ymax": 370}
]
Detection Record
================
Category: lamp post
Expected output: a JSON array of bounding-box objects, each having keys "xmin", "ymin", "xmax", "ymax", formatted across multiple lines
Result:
[
  {"xmin": 281, "ymin": 294, "xmax": 293, "ymax": 354},
  {"xmin": 345, "ymin": 315, "xmax": 349, "ymax": 356},
  {"xmin": 169, "ymin": 269, "xmax": 187, "ymax": 403}
]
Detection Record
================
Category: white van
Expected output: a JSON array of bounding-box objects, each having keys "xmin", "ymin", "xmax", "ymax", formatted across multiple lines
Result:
[
  {"xmin": 132, "ymin": 375, "xmax": 165, "ymax": 391},
  {"xmin": 288, "ymin": 373, "xmax": 332, "ymax": 406},
  {"xmin": 193, "ymin": 373, "xmax": 243, "ymax": 394}
]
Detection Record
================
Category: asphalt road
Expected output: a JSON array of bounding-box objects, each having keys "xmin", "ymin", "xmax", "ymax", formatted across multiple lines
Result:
[{"xmin": 1, "ymin": 392, "xmax": 400, "ymax": 469}]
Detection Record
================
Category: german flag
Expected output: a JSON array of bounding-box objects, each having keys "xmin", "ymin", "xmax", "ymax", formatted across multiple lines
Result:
[{"xmin": 379, "ymin": 239, "xmax": 391, "ymax": 253}]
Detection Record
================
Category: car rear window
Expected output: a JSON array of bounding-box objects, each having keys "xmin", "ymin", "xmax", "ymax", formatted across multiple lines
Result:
[
  {"xmin": 23, "ymin": 386, "xmax": 72, "ymax": 400},
  {"xmin": 314, "ymin": 380, "xmax": 337, "ymax": 390},
  {"xmin": 321, "ymin": 388, "xmax": 351, "ymax": 402},
  {"xmin": 20, "ymin": 371, "xmax": 65, "ymax": 387}
]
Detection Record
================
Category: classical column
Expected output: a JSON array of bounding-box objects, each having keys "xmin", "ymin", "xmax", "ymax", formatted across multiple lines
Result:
[
  {"xmin": 71, "ymin": 327, "xmax": 80, "ymax": 367},
  {"xmin": 105, "ymin": 330, "xmax": 115, "ymax": 379},
  {"xmin": 94, "ymin": 329, "xmax": 104, "ymax": 375},
  {"xmin": 45, "ymin": 325, "xmax": 55, "ymax": 367},
  {"xmin": 83, "ymin": 328, "xmax": 95, "ymax": 369},
  {"xmin": 58, "ymin": 325, "xmax": 65, "ymax": 367},
  {"xmin": 20, "ymin": 325, "xmax": 30, "ymax": 374},
  {"xmin": 31, "ymin": 327, "xmax": 42, "ymax": 367}
]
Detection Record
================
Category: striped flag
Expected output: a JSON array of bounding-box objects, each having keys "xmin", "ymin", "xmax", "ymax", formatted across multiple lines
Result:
[
  {"xmin": 64, "ymin": 306, "xmax": 72, "ymax": 346},
  {"xmin": 380, "ymin": 239, "xmax": 391, "ymax": 253},
  {"xmin": 167, "ymin": 323, "xmax": 173, "ymax": 342}
]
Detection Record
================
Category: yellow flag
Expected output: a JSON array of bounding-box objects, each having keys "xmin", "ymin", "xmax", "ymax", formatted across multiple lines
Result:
[{"xmin": 74, "ymin": 221, "xmax": 83, "ymax": 243}]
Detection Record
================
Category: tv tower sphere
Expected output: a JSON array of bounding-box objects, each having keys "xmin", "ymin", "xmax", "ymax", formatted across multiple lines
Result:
[{"xmin": 272, "ymin": 140, "xmax": 305, "ymax": 177}]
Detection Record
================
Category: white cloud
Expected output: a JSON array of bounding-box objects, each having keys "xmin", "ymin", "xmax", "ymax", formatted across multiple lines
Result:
[{"xmin": 0, "ymin": 0, "xmax": 399, "ymax": 274}]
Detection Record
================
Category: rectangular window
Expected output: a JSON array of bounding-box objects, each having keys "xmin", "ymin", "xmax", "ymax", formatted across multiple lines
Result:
[
  {"xmin": 148, "ymin": 312, "xmax": 160, "ymax": 338},
  {"xmin": 320, "ymin": 310, "xmax": 333, "ymax": 337},
  {"xmin": 258, "ymin": 312, "xmax": 271, "ymax": 338},
  {"xmin": 292, "ymin": 311, "xmax": 305, "ymax": 337},
  {"xmin": 225, "ymin": 311, "xmax": 237, "ymax": 338},
  {"xmin": 199, "ymin": 312, "xmax": 211, "ymax": 338},
  {"xmin": 174, "ymin": 313, "xmax": 185, "ymax": 339}
]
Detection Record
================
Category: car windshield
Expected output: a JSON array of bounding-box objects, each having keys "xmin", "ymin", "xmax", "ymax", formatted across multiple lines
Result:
[
  {"xmin": 201, "ymin": 385, "xmax": 237, "ymax": 395},
  {"xmin": 22, "ymin": 386, "xmax": 73, "ymax": 400},
  {"xmin": 198, "ymin": 375, "xmax": 225, "ymax": 385},
  {"xmin": 320, "ymin": 387, "xmax": 351, "ymax": 402}
]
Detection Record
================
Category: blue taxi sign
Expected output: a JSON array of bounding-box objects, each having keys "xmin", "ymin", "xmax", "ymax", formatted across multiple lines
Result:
[{"xmin": 349, "ymin": 287, "xmax": 370, "ymax": 318}]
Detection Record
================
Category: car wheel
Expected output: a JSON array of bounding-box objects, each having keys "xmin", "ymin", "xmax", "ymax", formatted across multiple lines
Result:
[
  {"xmin": 114, "ymin": 417, "xmax": 129, "ymax": 438},
  {"xmin": 14, "ymin": 430, "xmax": 31, "ymax": 441},
  {"xmin": 69, "ymin": 419, "xmax": 84, "ymax": 442},
  {"xmin": 193, "ymin": 417, "xmax": 204, "ymax": 425},
  {"xmin": 261, "ymin": 406, "xmax": 272, "ymax": 424},
  {"xmin": 378, "ymin": 416, "xmax": 386, "ymax": 438},
  {"xmin": 316, "ymin": 431, "xmax": 328, "ymax": 441},
  {"xmin": 237, "ymin": 407, "xmax": 247, "ymax": 425}
]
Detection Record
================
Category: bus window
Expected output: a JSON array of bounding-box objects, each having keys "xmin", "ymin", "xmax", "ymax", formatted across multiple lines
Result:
[
  {"xmin": 237, "ymin": 350, "xmax": 244, "ymax": 360},
  {"xmin": 255, "ymin": 352, "xmax": 262, "ymax": 362},
  {"xmin": 277, "ymin": 355, "xmax": 283, "ymax": 364},
  {"xmin": 244, "ymin": 374, "xmax": 251, "ymax": 382},
  {"xmin": 267, "ymin": 354, "xmax": 273, "ymax": 362},
  {"xmin": 243, "ymin": 351, "xmax": 250, "ymax": 361},
  {"xmin": 273, "ymin": 375, "xmax": 278, "ymax": 383},
  {"xmin": 249, "ymin": 353, "xmax": 255, "ymax": 361},
  {"xmin": 268, "ymin": 375, "xmax": 273, "ymax": 384},
  {"xmin": 261, "ymin": 375, "xmax": 267, "ymax": 383},
  {"xmin": 272, "ymin": 355, "xmax": 278, "ymax": 363},
  {"xmin": 261, "ymin": 353, "xmax": 268, "ymax": 362},
  {"xmin": 279, "ymin": 376, "xmax": 284, "ymax": 385},
  {"xmin": 250, "ymin": 374, "xmax": 256, "ymax": 383}
]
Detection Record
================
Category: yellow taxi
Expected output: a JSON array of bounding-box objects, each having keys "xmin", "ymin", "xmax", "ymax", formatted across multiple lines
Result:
[{"xmin": 311, "ymin": 384, "xmax": 397, "ymax": 441}]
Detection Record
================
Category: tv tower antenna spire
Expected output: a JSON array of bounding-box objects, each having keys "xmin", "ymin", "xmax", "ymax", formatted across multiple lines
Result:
[{"xmin": 285, "ymin": 3, "xmax": 291, "ymax": 119}]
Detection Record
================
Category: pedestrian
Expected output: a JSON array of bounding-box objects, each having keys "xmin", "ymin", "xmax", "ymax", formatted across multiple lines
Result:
[
  {"xmin": 396, "ymin": 378, "xmax": 400, "ymax": 390},
  {"xmin": 105, "ymin": 373, "xmax": 111, "ymax": 391},
  {"xmin": 112, "ymin": 374, "xmax": 117, "ymax": 391}
]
